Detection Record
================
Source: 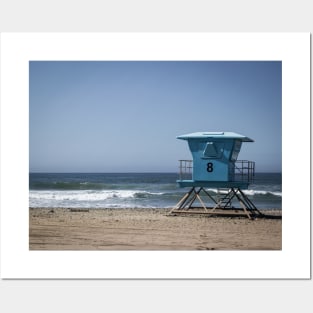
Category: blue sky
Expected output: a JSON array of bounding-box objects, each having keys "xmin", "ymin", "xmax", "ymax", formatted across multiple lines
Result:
[{"xmin": 29, "ymin": 61, "xmax": 281, "ymax": 173}]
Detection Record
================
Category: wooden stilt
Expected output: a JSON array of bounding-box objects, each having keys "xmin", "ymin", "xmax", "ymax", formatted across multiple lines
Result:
[
  {"xmin": 195, "ymin": 189, "xmax": 209, "ymax": 212},
  {"xmin": 170, "ymin": 187, "xmax": 194, "ymax": 212}
]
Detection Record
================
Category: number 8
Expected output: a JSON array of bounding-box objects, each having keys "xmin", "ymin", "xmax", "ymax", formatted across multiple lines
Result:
[{"xmin": 207, "ymin": 162, "xmax": 213, "ymax": 172}]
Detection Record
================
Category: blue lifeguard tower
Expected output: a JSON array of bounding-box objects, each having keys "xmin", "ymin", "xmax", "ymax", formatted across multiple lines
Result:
[{"xmin": 170, "ymin": 131, "xmax": 263, "ymax": 219}]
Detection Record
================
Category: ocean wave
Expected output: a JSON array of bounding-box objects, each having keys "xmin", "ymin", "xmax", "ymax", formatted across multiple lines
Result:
[
  {"xmin": 203, "ymin": 188, "xmax": 281, "ymax": 197},
  {"xmin": 243, "ymin": 190, "xmax": 282, "ymax": 197},
  {"xmin": 29, "ymin": 188, "xmax": 281, "ymax": 205},
  {"xmin": 29, "ymin": 189, "xmax": 165, "ymax": 202}
]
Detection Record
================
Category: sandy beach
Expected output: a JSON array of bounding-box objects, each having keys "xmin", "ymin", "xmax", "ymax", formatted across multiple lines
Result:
[{"xmin": 29, "ymin": 208, "xmax": 282, "ymax": 250}]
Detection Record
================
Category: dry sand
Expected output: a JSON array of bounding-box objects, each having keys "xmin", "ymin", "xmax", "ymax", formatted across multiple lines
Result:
[{"xmin": 29, "ymin": 208, "xmax": 282, "ymax": 250}]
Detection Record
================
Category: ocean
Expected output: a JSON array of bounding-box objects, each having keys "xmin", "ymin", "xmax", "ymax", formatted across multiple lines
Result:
[{"xmin": 29, "ymin": 172, "xmax": 282, "ymax": 210}]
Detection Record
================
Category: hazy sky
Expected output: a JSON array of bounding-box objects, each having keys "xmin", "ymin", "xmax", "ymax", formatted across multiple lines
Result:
[{"xmin": 29, "ymin": 61, "xmax": 282, "ymax": 173}]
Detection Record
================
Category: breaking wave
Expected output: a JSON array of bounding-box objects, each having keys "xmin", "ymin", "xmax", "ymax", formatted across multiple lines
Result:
[{"xmin": 30, "ymin": 189, "xmax": 164, "ymax": 202}]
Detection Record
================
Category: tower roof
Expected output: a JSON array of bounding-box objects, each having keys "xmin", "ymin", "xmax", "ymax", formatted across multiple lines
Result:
[{"xmin": 177, "ymin": 131, "xmax": 254, "ymax": 142}]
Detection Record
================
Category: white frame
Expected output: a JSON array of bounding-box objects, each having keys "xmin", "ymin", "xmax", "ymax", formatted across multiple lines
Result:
[{"xmin": 0, "ymin": 33, "xmax": 310, "ymax": 279}]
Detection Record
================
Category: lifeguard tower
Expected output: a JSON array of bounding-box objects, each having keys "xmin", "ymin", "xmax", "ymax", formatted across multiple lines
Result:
[{"xmin": 170, "ymin": 131, "xmax": 263, "ymax": 219}]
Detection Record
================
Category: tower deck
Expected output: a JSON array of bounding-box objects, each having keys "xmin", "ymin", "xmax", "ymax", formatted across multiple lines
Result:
[{"xmin": 177, "ymin": 180, "xmax": 249, "ymax": 189}]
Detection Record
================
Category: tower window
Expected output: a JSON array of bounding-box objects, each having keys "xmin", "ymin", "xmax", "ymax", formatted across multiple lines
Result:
[{"xmin": 203, "ymin": 142, "xmax": 218, "ymax": 158}]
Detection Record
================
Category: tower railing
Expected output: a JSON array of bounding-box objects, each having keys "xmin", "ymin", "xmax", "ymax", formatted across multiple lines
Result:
[
  {"xmin": 178, "ymin": 160, "xmax": 193, "ymax": 180},
  {"xmin": 178, "ymin": 159, "xmax": 255, "ymax": 183},
  {"xmin": 233, "ymin": 160, "xmax": 255, "ymax": 183}
]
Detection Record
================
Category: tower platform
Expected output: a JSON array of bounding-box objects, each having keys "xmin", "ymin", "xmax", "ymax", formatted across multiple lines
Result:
[{"xmin": 177, "ymin": 179, "xmax": 249, "ymax": 189}]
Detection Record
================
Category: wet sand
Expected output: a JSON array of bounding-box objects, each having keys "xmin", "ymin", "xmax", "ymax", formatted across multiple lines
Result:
[{"xmin": 29, "ymin": 208, "xmax": 282, "ymax": 250}]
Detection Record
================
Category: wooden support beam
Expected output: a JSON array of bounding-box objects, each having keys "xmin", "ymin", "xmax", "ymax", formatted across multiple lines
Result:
[{"xmin": 196, "ymin": 192, "xmax": 209, "ymax": 212}]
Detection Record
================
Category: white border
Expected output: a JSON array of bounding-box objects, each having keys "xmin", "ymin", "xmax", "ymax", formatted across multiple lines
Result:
[{"xmin": 0, "ymin": 33, "xmax": 310, "ymax": 279}]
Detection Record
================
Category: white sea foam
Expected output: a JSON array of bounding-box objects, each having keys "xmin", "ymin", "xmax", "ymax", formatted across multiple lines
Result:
[
  {"xmin": 204, "ymin": 188, "xmax": 281, "ymax": 197},
  {"xmin": 243, "ymin": 190, "xmax": 282, "ymax": 197},
  {"xmin": 29, "ymin": 186, "xmax": 281, "ymax": 209},
  {"xmin": 29, "ymin": 190, "xmax": 164, "ymax": 202}
]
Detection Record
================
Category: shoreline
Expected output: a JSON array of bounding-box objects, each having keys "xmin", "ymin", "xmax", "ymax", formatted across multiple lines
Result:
[{"xmin": 29, "ymin": 207, "xmax": 282, "ymax": 250}]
